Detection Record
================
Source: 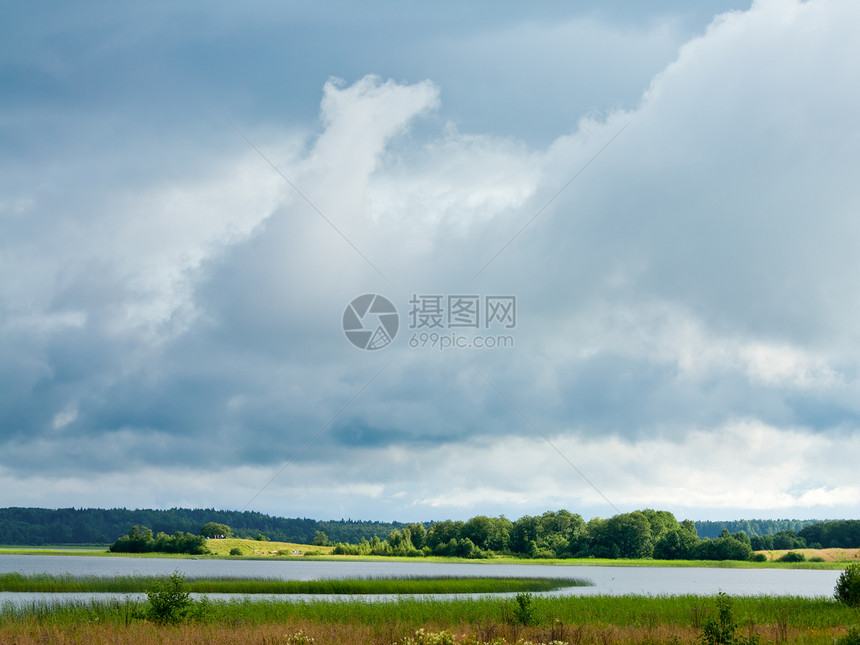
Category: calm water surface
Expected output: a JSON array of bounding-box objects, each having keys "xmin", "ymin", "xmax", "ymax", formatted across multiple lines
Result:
[{"xmin": 0, "ymin": 554, "xmax": 841, "ymax": 606}]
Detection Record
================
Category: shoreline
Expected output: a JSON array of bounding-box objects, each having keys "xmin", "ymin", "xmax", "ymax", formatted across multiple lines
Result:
[{"xmin": 0, "ymin": 548, "xmax": 851, "ymax": 570}]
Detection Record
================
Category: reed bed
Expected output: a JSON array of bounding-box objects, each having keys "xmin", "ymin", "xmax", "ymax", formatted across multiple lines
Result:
[
  {"xmin": 0, "ymin": 600, "xmax": 856, "ymax": 645},
  {"xmin": 0, "ymin": 573, "xmax": 589, "ymax": 594},
  {"xmin": 1, "ymin": 594, "xmax": 856, "ymax": 628}
]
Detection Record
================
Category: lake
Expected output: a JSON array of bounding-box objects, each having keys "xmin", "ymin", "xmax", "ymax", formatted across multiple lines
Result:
[{"xmin": 0, "ymin": 555, "xmax": 842, "ymax": 606}]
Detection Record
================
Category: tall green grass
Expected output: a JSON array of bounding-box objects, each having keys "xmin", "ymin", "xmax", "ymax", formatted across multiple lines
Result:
[
  {"xmin": 0, "ymin": 573, "xmax": 588, "ymax": 594},
  {"xmin": 1, "ymin": 594, "xmax": 856, "ymax": 629}
]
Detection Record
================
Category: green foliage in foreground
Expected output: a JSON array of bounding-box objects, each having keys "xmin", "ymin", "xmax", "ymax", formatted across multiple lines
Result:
[
  {"xmin": 146, "ymin": 571, "xmax": 192, "ymax": 624},
  {"xmin": 835, "ymin": 562, "xmax": 860, "ymax": 606},
  {"xmin": 699, "ymin": 593, "xmax": 760, "ymax": 645},
  {"xmin": 1, "ymin": 594, "xmax": 857, "ymax": 629},
  {"xmin": 0, "ymin": 573, "xmax": 589, "ymax": 594}
]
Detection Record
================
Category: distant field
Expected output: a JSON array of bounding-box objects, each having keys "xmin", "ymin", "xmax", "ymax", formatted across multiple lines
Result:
[
  {"xmin": 2, "ymin": 540, "xmax": 857, "ymax": 569},
  {"xmin": 202, "ymin": 537, "xmax": 333, "ymax": 557},
  {"xmin": 756, "ymin": 547, "xmax": 860, "ymax": 562}
]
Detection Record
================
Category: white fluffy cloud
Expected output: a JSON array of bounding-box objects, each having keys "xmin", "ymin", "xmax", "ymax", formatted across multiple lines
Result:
[{"xmin": 2, "ymin": 0, "xmax": 860, "ymax": 521}]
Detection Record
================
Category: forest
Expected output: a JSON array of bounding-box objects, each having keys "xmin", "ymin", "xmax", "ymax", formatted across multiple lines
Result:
[
  {"xmin": 0, "ymin": 507, "xmax": 406, "ymax": 545},
  {"xmin": 327, "ymin": 510, "xmax": 846, "ymax": 560},
  {"xmin": 2, "ymin": 507, "xmax": 858, "ymax": 561}
]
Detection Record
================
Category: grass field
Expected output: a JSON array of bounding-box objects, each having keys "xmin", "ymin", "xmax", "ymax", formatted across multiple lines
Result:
[
  {"xmin": 0, "ymin": 573, "xmax": 590, "ymax": 594},
  {"xmin": 201, "ymin": 537, "xmax": 334, "ymax": 557},
  {"xmin": 2, "ymin": 540, "xmax": 858, "ymax": 569},
  {"xmin": 757, "ymin": 547, "xmax": 860, "ymax": 562},
  {"xmin": 1, "ymin": 593, "xmax": 858, "ymax": 645}
]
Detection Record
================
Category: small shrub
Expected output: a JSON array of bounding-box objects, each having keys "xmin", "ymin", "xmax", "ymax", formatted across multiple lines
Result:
[
  {"xmin": 699, "ymin": 593, "xmax": 759, "ymax": 645},
  {"xmin": 749, "ymin": 553, "xmax": 767, "ymax": 562},
  {"xmin": 808, "ymin": 556, "xmax": 825, "ymax": 562},
  {"xmin": 186, "ymin": 595, "xmax": 214, "ymax": 622},
  {"xmin": 700, "ymin": 593, "xmax": 735, "ymax": 645},
  {"xmin": 835, "ymin": 563, "xmax": 860, "ymax": 607},
  {"xmin": 146, "ymin": 571, "xmax": 191, "ymax": 624},
  {"xmin": 229, "ymin": 547, "xmax": 242, "ymax": 556},
  {"xmin": 512, "ymin": 591, "xmax": 537, "ymax": 626},
  {"xmin": 778, "ymin": 551, "xmax": 805, "ymax": 563}
]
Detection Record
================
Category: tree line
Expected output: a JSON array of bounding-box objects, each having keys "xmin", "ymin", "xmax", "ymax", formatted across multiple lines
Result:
[
  {"xmin": 328, "ymin": 511, "xmax": 860, "ymax": 560},
  {"xmin": 692, "ymin": 519, "xmax": 819, "ymax": 539},
  {"xmin": 2, "ymin": 507, "xmax": 858, "ymax": 559},
  {"xmin": 0, "ymin": 507, "xmax": 406, "ymax": 545},
  {"xmin": 109, "ymin": 525, "xmax": 209, "ymax": 554}
]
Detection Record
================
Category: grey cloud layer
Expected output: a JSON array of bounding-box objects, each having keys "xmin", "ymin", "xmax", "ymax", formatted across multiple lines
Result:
[{"xmin": 1, "ymin": 0, "xmax": 859, "ymax": 520}]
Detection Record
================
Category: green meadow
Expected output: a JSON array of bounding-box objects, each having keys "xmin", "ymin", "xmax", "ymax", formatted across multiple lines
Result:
[{"xmin": 1, "ymin": 593, "xmax": 858, "ymax": 645}]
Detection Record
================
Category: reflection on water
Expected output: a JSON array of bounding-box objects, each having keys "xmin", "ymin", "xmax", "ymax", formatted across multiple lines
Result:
[{"xmin": 0, "ymin": 554, "xmax": 842, "ymax": 607}]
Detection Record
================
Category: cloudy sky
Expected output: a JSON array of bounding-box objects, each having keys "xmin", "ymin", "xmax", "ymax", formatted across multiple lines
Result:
[{"xmin": 3, "ymin": 0, "xmax": 859, "ymax": 523}]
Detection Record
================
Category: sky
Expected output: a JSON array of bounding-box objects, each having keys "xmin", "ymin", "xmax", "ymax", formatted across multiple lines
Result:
[{"xmin": 2, "ymin": 0, "xmax": 859, "ymax": 524}]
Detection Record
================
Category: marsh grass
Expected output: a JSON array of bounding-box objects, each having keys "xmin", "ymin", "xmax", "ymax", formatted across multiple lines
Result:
[
  {"xmin": 0, "ymin": 573, "xmax": 589, "ymax": 595},
  {"xmin": 0, "ymin": 621, "xmax": 851, "ymax": 645},
  {"xmin": 2, "ymin": 594, "xmax": 858, "ymax": 645},
  {"xmin": 2, "ymin": 594, "xmax": 856, "ymax": 628}
]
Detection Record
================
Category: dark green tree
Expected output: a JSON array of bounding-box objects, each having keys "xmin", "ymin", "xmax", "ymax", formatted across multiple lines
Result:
[
  {"xmin": 200, "ymin": 522, "xmax": 232, "ymax": 538},
  {"xmin": 426, "ymin": 520, "xmax": 464, "ymax": 551},
  {"xmin": 605, "ymin": 511, "xmax": 654, "ymax": 559},
  {"xmin": 463, "ymin": 515, "xmax": 512, "ymax": 552},
  {"xmin": 110, "ymin": 525, "xmax": 154, "ymax": 553},
  {"xmin": 640, "ymin": 509, "xmax": 679, "ymax": 543},
  {"xmin": 406, "ymin": 523, "xmax": 427, "ymax": 550},
  {"xmin": 510, "ymin": 515, "xmax": 542, "ymax": 554},
  {"xmin": 681, "ymin": 519, "xmax": 698, "ymax": 536},
  {"xmin": 835, "ymin": 563, "xmax": 860, "ymax": 607},
  {"xmin": 693, "ymin": 536, "xmax": 752, "ymax": 561},
  {"xmin": 654, "ymin": 527, "xmax": 700, "ymax": 560}
]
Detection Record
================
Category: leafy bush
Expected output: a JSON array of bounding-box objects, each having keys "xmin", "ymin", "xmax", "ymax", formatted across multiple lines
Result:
[
  {"xmin": 512, "ymin": 592, "xmax": 537, "ymax": 626},
  {"xmin": 779, "ymin": 551, "xmax": 806, "ymax": 562},
  {"xmin": 748, "ymin": 553, "xmax": 767, "ymax": 562},
  {"xmin": 146, "ymin": 571, "xmax": 192, "ymax": 624},
  {"xmin": 835, "ymin": 563, "xmax": 860, "ymax": 607},
  {"xmin": 229, "ymin": 547, "xmax": 242, "ymax": 556},
  {"xmin": 699, "ymin": 593, "xmax": 759, "ymax": 645},
  {"xmin": 808, "ymin": 556, "xmax": 825, "ymax": 562}
]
